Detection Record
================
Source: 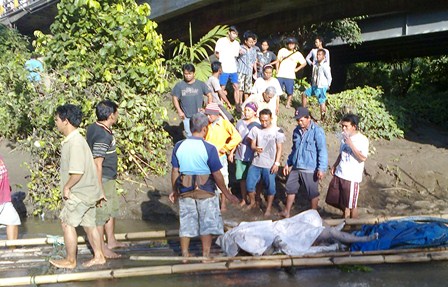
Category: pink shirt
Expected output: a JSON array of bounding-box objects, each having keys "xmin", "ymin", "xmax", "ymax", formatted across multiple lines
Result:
[{"xmin": 0, "ymin": 157, "xmax": 11, "ymax": 203}]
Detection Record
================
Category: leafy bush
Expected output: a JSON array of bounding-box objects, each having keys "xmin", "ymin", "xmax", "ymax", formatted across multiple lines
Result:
[
  {"xmin": 0, "ymin": 26, "xmax": 36, "ymax": 139},
  {"xmin": 4, "ymin": 0, "xmax": 172, "ymax": 216},
  {"xmin": 345, "ymin": 56, "xmax": 448, "ymax": 129},
  {"xmin": 324, "ymin": 86, "xmax": 404, "ymax": 140}
]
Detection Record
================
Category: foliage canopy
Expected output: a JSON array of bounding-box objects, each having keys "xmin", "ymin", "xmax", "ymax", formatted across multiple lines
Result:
[{"xmin": 1, "ymin": 0, "xmax": 171, "ymax": 215}]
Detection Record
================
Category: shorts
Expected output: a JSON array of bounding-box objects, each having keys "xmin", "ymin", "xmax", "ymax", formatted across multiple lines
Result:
[
  {"xmin": 285, "ymin": 169, "xmax": 319, "ymax": 200},
  {"xmin": 326, "ymin": 176, "xmax": 360, "ymax": 209},
  {"xmin": 219, "ymin": 72, "xmax": 239, "ymax": 86},
  {"xmin": 96, "ymin": 179, "xmax": 120, "ymax": 225},
  {"xmin": 178, "ymin": 196, "xmax": 224, "ymax": 237},
  {"xmin": 0, "ymin": 202, "xmax": 21, "ymax": 226},
  {"xmin": 235, "ymin": 159, "xmax": 250, "ymax": 181},
  {"xmin": 304, "ymin": 86, "xmax": 328, "ymax": 104},
  {"xmin": 277, "ymin": 77, "xmax": 295, "ymax": 96},
  {"xmin": 246, "ymin": 165, "xmax": 277, "ymax": 196},
  {"xmin": 238, "ymin": 73, "xmax": 253, "ymax": 94},
  {"xmin": 215, "ymin": 155, "xmax": 229, "ymax": 195},
  {"xmin": 59, "ymin": 194, "xmax": 96, "ymax": 227}
]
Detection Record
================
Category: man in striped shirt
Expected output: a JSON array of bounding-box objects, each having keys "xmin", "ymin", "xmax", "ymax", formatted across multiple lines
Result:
[{"xmin": 87, "ymin": 100, "xmax": 125, "ymax": 259}]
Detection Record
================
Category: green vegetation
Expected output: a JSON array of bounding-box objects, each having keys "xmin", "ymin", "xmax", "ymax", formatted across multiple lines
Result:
[
  {"xmin": 0, "ymin": 0, "xmax": 171, "ymax": 216},
  {"xmin": 346, "ymin": 56, "xmax": 448, "ymax": 129},
  {"xmin": 165, "ymin": 24, "xmax": 228, "ymax": 82},
  {"xmin": 325, "ymin": 86, "xmax": 404, "ymax": 140}
]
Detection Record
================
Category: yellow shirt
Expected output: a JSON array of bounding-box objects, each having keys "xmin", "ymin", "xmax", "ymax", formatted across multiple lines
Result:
[{"xmin": 205, "ymin": 118, "xmax": 242, "ymax": 157}]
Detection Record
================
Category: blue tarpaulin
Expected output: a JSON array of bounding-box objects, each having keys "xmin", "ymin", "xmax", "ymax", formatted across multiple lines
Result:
[{"xmin": 351, "ymin": 220, "xmax": 448, "ymax": 251}]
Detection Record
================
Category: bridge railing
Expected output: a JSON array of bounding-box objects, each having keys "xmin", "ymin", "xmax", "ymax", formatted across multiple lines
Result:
[{"xmin": 0, "ymin": 0, "xmax": 53, "ymax": 22}]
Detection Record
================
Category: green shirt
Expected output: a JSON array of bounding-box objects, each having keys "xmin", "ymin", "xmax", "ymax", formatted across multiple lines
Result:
[{"xmin": 60, "ymin": 130, "xmax": 101, "ymax": 205}]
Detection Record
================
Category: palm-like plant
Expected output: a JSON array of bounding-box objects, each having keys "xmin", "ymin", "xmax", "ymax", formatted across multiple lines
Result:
[{"xmin": 166, "ymin": 24, "xmax": 228, "ymax": 82}]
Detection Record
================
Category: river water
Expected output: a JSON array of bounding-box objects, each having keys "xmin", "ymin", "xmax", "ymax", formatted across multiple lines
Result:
[{"xmin": 2, "ymin": 218, "xmax": 448, "ymax": 287}]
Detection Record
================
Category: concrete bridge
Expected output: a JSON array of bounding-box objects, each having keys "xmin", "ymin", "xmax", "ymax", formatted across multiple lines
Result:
[{"xmin": 1, "ymin": 0, "xmax": 447, "ymax": 63}]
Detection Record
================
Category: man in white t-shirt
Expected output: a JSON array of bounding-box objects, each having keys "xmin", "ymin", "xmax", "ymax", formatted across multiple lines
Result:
[
  {"xmin": 274, "ymin": 37, "xmax": 306, "ymax": 108},
  {"xmin": 215, "ymin": 26, "xmax": 240, "ymax": 109},
  {"xmin": 326, "ymin": 114, "xmax": 369, "ymax": 219}
]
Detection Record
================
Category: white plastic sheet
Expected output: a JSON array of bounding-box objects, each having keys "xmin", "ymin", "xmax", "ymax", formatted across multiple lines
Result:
[{"xmin": 217, "ymin": 210, "xmax": 338, "ymax": 256}]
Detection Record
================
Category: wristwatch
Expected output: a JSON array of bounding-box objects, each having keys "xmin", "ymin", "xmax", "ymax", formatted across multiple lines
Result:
[{"xmin": 274, "ymin": 162, "xmax": 280, "ymax": 166}]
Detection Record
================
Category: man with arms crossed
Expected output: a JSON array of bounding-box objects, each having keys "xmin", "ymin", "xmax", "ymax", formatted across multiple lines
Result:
[
  {"xmin": 50, "ymin": 104, "xmax": 105, "ymax": 268},
  {"xmin": 87, "ymin": 100, "xmax": 125, "ymax": 259},
  {"xmin": 169, "ymin": 113, "xmax": 239, "ymax": 260}
]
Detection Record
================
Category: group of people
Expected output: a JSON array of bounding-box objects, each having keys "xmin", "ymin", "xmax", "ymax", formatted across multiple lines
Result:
[
  {"xmin": 169, "ymin": 26, "xmax": 365, "ymax": 261},
  {"xmin": 169, "ymin": 104, "xmax": 369, "ymax": 259},
  {"xmin": 213, "ymin": 26, "xmax": 332, "ymax": 120}
]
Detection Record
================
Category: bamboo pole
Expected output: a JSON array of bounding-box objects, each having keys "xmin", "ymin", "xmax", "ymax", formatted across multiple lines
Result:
[
  {"xmin": 0, "ymin": 230, "xmax": 179, "ymax": 247},
  {"xmin": 2, "ymin": 250, "xmax": 448, "ymax": 286},
  {"xmin": 130, "ymin": 245, "xmax": 448, "ymax": 262},
  {"xmin": 324, "ymin": 214, "xmax": 448, "ymax": 226},
  {"xmin": 1, "ymin": 214, "xmax": 446, "ymax": 248}
]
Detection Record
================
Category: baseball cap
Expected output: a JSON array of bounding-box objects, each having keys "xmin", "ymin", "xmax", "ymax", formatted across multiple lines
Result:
[
  {"xmin": 294, "ymin": 107, "xmax": 310, "ymax": 119},
  {"xmin": 286, "ymin": 37, "xmax": 297, "ymax": 44}
]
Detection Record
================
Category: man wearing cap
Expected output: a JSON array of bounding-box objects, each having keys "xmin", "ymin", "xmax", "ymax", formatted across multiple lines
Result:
[
  {"xmin": 204, "ymin": 103, "xmax": 242, "ymax": 211},
  {"xmin": 215, "ymin": 26, "xmax": 240, "ymax": 110},
  {"xmin": 172, "ymin": 63, "xmax": 212, "ymax": 137},
  {"xmin": 169, "ymin": 113, "xmax": 239, "ymax": 260},
  {"xmin": 280, "ymin": 107, "xmax": 328, "ymax": 218},
  {"xmin": 274, "ymin": 37, "xmax": 307, "ymax": 108}
]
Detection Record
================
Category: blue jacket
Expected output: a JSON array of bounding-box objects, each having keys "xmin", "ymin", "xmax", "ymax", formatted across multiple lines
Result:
[{"xmin": 286, "ymin": 121, "xmax": 328, "ymax": 172}]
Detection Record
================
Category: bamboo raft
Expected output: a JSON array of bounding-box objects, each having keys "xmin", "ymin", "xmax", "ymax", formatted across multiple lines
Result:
[{"xmin": 0, "ymin": 214, "xmax": 447, "ymax": 286}]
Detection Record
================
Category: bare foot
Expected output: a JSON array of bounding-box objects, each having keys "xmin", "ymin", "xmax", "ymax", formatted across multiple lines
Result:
[
  {"xmin": 49, "ymin": 258, "xmax": 76, "ymax": 269},
  {"xmin": 278, "ymin": 211, "xmax": 290, "ymax": 218},
  {"xmin": 220, "ymin": 206, "xmax": 228, "ymax": 212},
  {"xmin": 106, "ymin": 241, "xmax": 128, "ymax": 249},
  {"xmin": 182, "ymin": 252, "xmax": 190, "ymax": 264},
  {"xmin": 103, "ymin": 247, "xmax": 121, "ymax": 259},
  {"xmin": 82, "ymin": 257, "xmax": 106, "ymax": 267},
  {"xmin": 239, "ymin": 200, "xmax": 247, "ymax": 207},
  {"xmin": 264, "ymin": 211, "xmax": 272, "ymax": 217},
  {"xmin": 244, "ymin": 204, "xmax": 257, "ymax": 211}
]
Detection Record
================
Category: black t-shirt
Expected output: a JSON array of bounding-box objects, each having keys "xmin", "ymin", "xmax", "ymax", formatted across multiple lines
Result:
[{"xmin": 86, "ymin": 122, "xmax": 118, "ymax": 180}]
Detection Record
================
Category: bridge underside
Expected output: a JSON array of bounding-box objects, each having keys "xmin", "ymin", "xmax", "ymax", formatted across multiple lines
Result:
[{"xmin": 3, "ymin": 0, "xmax": 448, "ymax": 63}]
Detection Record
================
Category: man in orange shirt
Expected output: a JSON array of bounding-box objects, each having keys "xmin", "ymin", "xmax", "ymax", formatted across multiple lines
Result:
[{"xmin": 204, "ymin": 103, "xmax": 242, "ymax": 211}]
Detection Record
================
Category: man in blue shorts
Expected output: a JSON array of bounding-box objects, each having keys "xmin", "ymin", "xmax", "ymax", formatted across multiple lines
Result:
[
  {"xmin": 215, "ymin": 26, "xmax": 240, "ymax": 110},
  {"xmin": 274, "ymin": 37, "xmax": 306, "ymax": 108},
  {"xmin": 169, "ymin": 113, "xmax": 239, "ymax": 260},
  {"xmin": 246, "ymin": 109, "xmax": 285, "ymax": 216},
  {"xmin": 302, "ymin": 49, "xmax": 332, "ymax": 121},
  {"xmin": 280, "ymin": 107, "xmax": 328, "ymax": 218}
]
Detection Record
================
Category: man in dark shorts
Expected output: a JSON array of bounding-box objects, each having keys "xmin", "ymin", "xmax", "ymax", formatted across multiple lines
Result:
[
  {"xmin": 280, "ymin": 107, "xmax": 328, "ymax": 218},
  {"xmin": 86, "ymin": 100, "xmax": 125, "ymax": 259},
  {"xmin": 325, "ymin": 114, "xmax": 369, "ymax": 219}
]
